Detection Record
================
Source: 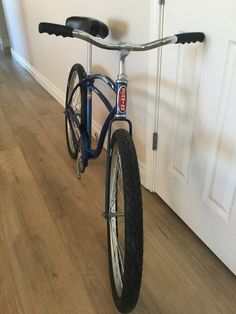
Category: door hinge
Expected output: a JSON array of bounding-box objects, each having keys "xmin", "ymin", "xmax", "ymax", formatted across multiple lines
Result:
[
  {"xmin": 152, "ymin": 132, "xmax": 158, "ymax": 151},
  {"xmin": 159, "ymin": 0, "xmax": 165, "ymax": 5}
]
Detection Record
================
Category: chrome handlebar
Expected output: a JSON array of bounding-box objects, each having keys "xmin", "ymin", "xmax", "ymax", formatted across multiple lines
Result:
[
  {"xmin": 38, "ymin": 22, "xmax": 205, "ymax": 52},
  {"xmin": 72, "ymin": 29, "xmax": 177, "ymax": 52}
]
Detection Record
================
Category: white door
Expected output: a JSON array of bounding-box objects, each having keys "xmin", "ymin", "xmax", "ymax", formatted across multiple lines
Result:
[{"xmin": 155, "ymin": 0, "xmax": 236, "ymax": 274}]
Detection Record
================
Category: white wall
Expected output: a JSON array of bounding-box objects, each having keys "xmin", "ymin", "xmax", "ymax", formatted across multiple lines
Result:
[{"xmin": 2, "ymin": 0, "xmax": 153, "ymax": 169}]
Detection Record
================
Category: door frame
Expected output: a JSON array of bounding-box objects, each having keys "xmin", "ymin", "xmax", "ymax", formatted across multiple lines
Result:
[{"xmin": 145, "ymin": 0, "xmax": 164, "ymax": 191}]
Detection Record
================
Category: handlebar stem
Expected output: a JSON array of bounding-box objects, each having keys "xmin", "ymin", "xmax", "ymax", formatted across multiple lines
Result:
[{"xmin": 118, "ymin": 49, "xmax": 130, "ymax": 82}]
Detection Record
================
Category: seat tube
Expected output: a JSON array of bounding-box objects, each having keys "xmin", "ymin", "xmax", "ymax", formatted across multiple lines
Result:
[
  {"xmin": 87, "ymin": 43, "xmax": 93, "ymax": 148},
  {"xmin": 116, "ymin": 50, "xmax": 129, "ymax": 117}
]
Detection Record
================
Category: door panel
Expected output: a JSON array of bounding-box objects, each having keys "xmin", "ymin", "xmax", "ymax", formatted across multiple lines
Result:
[
  {"xmin": 169, "ymin": 44, "xmax": 202, "ymax": 183},
  {"xmin": 155, "ymin": 0, "xmax": 236, "ymax": 273},
  {"xmin": 204, "ymin": 41, "xmax": 236, "ymax": 221}
]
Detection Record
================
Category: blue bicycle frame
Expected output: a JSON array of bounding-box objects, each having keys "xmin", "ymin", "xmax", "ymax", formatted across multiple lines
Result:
[
  {"xmin": 65, "ymin": 44, "xmax": 133, "ymax": 211},
  {"xmin": 87, "ymin": 73, "xmax": 132, "ymax": 157},
  {"xmin": 67, "ymin": 72, "xmax": 132, "ymax": 164}
]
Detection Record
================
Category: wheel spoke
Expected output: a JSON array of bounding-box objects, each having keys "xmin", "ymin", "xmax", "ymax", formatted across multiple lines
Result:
[
  {"xmin": 117, "ymin": 177, "xmax": 124, "ymax": 204},
  {"xmin": 116, "ymin": 155, "xmax": 124, "ymax": 208},
  {"xmin": 117, "ymin": 155, "xmax": 123, "ymax": 185},
  {"xmin": 108, "ymin": 144, "xmax": 126, "ymax": 297},
  {"xmin": 109, "ymin": 219, "xmax": 125, "ymax": 275}
]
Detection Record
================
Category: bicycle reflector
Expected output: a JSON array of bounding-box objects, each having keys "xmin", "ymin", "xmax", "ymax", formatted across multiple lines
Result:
[{"xmin": 117, "ymin": 85, "xmax": 127, "ymax": 114}]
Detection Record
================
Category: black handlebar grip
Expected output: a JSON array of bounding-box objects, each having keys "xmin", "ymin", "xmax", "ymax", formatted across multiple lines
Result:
[
  {"xmin": 175, "ymin": 32, "xmax": 205, "ymax": 44},
  {"xmin": 39, "ymin": 22, "xmax": 73, "ymax": 38}
]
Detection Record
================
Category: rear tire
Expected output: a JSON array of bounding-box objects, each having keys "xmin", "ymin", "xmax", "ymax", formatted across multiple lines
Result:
[
  {"xmin": 65, "ymin": 64, "xmax": 87, "ymax": 159},
  {"xmin": 107, "ymin": 129, "xmax": 143, "ymax": 313}
]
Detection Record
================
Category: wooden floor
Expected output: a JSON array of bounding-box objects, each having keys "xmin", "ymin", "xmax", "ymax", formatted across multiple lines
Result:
[{"xmin": 0, "ymin": 49, "xmax": 235, "ymax": 314}]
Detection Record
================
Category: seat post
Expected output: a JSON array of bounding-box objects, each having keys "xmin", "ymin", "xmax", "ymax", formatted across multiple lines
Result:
[{"xmin": 87, "ymin": 43, "xmax": 93, "ymax": 75}]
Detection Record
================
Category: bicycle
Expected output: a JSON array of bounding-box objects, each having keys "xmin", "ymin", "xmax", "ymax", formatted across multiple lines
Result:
[{"xmin": 39, "ymin": 17, "xmax": 204, "ymax": 313}]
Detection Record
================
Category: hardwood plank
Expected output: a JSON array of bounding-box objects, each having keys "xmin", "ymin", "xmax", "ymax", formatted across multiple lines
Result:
[{"xmin": 0, "ymin": 147, "xmax": 96, "ymax": 313}]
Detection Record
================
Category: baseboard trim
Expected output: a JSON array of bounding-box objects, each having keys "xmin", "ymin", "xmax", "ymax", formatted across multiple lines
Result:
[
  {"xmin": 139, "ymin": 162, "xmax": 146, "ymax": 186},
  {"xmin": 11, "ymin": 48, "xmax": 146, "ymax": 184}
]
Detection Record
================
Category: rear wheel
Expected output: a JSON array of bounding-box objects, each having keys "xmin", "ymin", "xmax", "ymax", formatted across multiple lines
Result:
[
  {"xmin": 65, "ymin": 63, "xmax": 87, "ymax": 159},
  {"xmin": 107, "ymin": 129, "xmax": 143, "ymax": 313}
]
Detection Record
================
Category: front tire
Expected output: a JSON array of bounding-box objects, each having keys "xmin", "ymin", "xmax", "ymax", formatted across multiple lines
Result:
[{"xmin": 107, "ymin": 129, "xmax": 143, "ymax": 313}]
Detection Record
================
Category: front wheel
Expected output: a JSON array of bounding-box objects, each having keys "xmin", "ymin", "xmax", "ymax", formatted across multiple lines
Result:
[{"xmin": 107, "ymin": 129, "xmax": 143, "ymax": 313}]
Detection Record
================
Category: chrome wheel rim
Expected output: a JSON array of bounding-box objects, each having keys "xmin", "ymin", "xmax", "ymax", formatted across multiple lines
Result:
[{"xmin": 109, "ymin": 143, "xmax": 125, "ymax": 297}]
